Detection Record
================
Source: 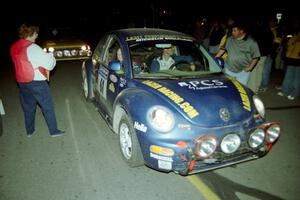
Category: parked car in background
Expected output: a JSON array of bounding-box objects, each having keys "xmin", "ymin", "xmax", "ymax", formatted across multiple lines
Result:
[
  {"xmin": 81, "ymin": 28, "xmax": 281, "ymax": 175},
  {"xmin": 39, "ymin": 27, "xmax": 92, "ymax": 61},
  {"xmin": 0, "ymin": 98, "xmax": 5, "ymax": 136}
]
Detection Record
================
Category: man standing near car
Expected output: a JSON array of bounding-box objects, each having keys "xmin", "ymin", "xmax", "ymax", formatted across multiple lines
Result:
[
  {"xmin": 215, "ymin": 21, "xmax": 260, "ymax": 85},
  {"xmin": 10, "ymin": 23, "xmax": 64, "ymax": 137}
]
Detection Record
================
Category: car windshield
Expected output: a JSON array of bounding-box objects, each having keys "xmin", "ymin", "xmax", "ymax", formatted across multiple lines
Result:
[{"xmin": 128, "ymin": 39, "xmax": 222, "ymax": 79}]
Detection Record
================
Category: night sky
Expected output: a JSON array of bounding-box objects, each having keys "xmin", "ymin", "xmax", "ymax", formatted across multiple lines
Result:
[
  {"xmin": 0, "ymin": 0, "xmax": 297, "ymax": 62},
  {"xmin": 1, "ymin": 0, "xmax": 297, "ymax": 30}
]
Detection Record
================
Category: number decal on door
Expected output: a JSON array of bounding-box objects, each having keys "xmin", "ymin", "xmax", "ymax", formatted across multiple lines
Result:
[{"xmin": 97, "ymin": 67, "xmax": 109, "ymax": 100}]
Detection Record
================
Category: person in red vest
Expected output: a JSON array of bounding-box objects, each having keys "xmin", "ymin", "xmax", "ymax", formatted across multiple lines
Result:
[{"xmin": 10, "ymin": 23, "xmax": 64, "ymax": 137}]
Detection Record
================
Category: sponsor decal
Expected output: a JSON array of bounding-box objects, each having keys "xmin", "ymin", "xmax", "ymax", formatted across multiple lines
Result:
[
  {"xmin": 134, "ymin": 121, "xmax": 147, "ymax": 132},
  {"xmin": 150, "ymin": 152, "xmax": 173, "ymax": 162},
  {"xmin": 230, "ymin": 78, "xmax": 251, "ymax": 111},
  {"xmin": 178, "ymin": 80, "xmax": 228, "ymax": 90},
  {"xmin": 126, "ymin": 34, "xmax": 193, "ymax": 42},
  {"xmin": 108, "ymin": 83, "xmax": 115, "ymax": 93},
  {"xmin": 203, "ymin": 158, "xmax": 218, "ymax": 164},
  {"xmin": 120, "ymin": 78, "xmax": 126, "ymax": 87},
  {"xmin": 158, "ymin": 160, "xmax": 172, "ymax": 170},
  {"xmin": 142, "ymin": 80, "xmax": 199, "ymax": 119},
  {"xmin": 109, "ymin": 74, "xmax": 118, "ymax": 83},
  {"xmin": 97, "ymin": 67, "xmax": 109, "ymax": 99},
  {"xmin": 99, "ymin": 66, "xmax": 109, "ymax": 77},
  {"xmin": 178, "ymin": 124, "xmax": 191, "ymax": 130}
]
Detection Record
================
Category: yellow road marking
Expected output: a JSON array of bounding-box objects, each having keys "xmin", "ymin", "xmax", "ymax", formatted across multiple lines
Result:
[{"xmin": 187, "ymin": 175, "xmax": 221, "ymax": 200}]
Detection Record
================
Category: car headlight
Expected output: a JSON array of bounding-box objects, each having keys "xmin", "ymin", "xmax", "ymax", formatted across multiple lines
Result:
[
  {"xmin": 265, "ymin": 123, "xmax": 280, "ymax": 143},
  {"xmin": 56, "ymin": 51, "xmax": 63, "ymax": 57},
  {"xmin": 195, "ymin": 135, "xmax": 217, "ymax": 158},
  {"xmin": 43, "ymin": 47, "xmax": 54, "ymax": 53},
  {"xmin": 64, "ymin": 50, "xmax": 71, "ymax": 57},
  {"xmin": 48, "ymin": 47, "xmax": 55, "ymax": 53},
  {"xmin": 253, "ymin": 95, "xmax": 265, "ymax": 118},
  {"xmin": 81, "ymin": 45, "xmax": 90, "ymax": 51},
  {"xmin": 221, "ymin": 133, "xmax": 241, "ymax": 154},
  {"xmin": 147, "ymin": 106, "xmax": 174, "ymax": 133},
  {"xmin": 71, "ymin": 49, "xmax": 78, "ymax": 56},
  {"xmin": 248, "ymin": 128, "xmax": 265, "ymax": 148}
]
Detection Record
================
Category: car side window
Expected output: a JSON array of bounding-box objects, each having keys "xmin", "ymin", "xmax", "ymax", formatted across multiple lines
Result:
[
  {"xmin": 102, "ymin": 38, "xmax": 117, "ymax": 64},
  {"xmin": 93, "ymin": 35, "xmax": 109, "ymax": 63}
]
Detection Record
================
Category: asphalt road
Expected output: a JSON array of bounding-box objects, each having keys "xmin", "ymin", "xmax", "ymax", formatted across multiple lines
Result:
[{"xmin": 0, "ymin": 60, "xmax": 299, "ymax": 200}]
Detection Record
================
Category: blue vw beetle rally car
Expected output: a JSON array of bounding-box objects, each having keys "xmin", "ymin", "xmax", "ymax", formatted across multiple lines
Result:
[{"xmin": 81, "ymin": 28, "xmax": 280, "ymax": 175}]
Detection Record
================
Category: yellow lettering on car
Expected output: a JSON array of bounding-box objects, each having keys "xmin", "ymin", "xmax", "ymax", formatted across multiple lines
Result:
[
  {"xmin": 230, "ymin": 78, "xmax": 251, "ymax": 111},
  {"xmin": 143, "ymin": 80, "xmax": 162, "ymax": 89},
  {"xmin": 142, "ymin": 80, "xmax": 199, "ymax": 119},
  {"xmin": 108, "ymin": 83, "xmax": 115, "ymax": 93}
]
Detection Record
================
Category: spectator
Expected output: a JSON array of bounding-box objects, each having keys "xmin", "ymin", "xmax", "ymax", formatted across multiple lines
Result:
[
  {"xmin": 248, "ymin": 19, "xmax": 274, "ymax": 93},
  {"xmin": 10, "ymin": 23, "xmax": 65, "ymax": 137},
  {"xmin": 215, "ymin": 21, "xmax": 261, "ymax": 85},
  {"xmin": 193, "ymin": 19, "xmax": 210, "ymax": 48},
  {"xmin": 259, "ymin": 18, "xmax": 279, "ymax": 92},
  {"xmin": 208, "ymin": 19, "xmax": 225, "ymax": 55},
  {"xmin": 277, "ymin": 19, "xmax": 300, "ymax": 100},
  {"xmin": 217, "ymin": 16, "xmax": 235, "ymax": 60}
]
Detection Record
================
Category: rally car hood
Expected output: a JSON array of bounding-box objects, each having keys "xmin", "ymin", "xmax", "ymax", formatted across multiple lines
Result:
[
  {"xmin": 136, "ymin": 76, "xmax": 254, "ymax": 127},
  {"xmin": 41, "ymin": 39, "xmax": 88, "ymax": 49}
]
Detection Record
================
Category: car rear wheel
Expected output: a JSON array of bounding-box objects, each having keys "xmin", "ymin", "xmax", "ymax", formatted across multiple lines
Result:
[
  {"xmin": 0, "ymin": 115, "xmax": 2, "ymax": 136},
  {"xmin": 119, "ymin": 114, "xmax": 144, "ymax": 167},
  {"xmin": 81, "ymin": 67, "xmax": 92, "ymax": 101}
]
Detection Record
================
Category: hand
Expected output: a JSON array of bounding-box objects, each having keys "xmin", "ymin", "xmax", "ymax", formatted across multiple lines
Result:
[
  {"xmin": 244, "ymin": 66, "xmax": 253, "ymax": 72},
  {"xmin": 190, "ymin": 63, "xmax": 196, "ymax": 71}
]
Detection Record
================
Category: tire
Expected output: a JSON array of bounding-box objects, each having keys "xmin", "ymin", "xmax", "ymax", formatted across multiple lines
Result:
[
  {"xmin": 81, "ymin": 67, "xmax": 92, "ymax": 101},
  {"xmin": 119, "ymin": 114, "xmax": 144, "ymax": 167},
  {"xmin": 0, "ymin": 115, "xmax": 3, "ymax": 137}
]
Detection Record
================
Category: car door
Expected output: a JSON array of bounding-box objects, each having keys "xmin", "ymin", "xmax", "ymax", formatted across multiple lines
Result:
[{"xmin": 95, "ymin": 35, "xmax": 125, "ymax": 118}]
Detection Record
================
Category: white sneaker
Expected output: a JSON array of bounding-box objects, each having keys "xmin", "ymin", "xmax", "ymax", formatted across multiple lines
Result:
[
  {"xmin": 277, "ymin": 91, "xmax": 284, "ymax": 96},
  {"xmin": 287, "ymin": 95, "xmax": 295, "ymax": 100}
]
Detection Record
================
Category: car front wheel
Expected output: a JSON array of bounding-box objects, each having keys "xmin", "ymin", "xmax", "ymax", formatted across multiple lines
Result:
[{"xmin": 119, "ymin": 114, "xmax": 144, "ymax": 167}]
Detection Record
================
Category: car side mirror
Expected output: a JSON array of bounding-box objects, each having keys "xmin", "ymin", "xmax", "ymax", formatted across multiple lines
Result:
[
  {"xmin": 214, "ymin": 57, "xmax": 224, "ymax": 69},
  {"xmin": 108, "ymin": 60, "xmax": 121, "ymax": 71}
]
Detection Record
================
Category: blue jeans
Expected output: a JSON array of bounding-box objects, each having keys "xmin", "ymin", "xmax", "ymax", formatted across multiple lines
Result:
[
  {"xmin": 281, "ymin": 65, "xmax": 300, "ymax": 97},
  {"xmin": 19, "ymin": 81, "xmax": 60, "ymax": 135},
  {"xmin": 260, "ymin": 55, "xmax": 273, "ymax": 89},
  {"xmin": 224, "ymin": 67, "xmax": 250, "ymax": 85}
]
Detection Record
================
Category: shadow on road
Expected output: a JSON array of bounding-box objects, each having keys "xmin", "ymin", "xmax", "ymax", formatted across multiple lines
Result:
[
  {"xmin": 266, "ymin": 105, "xmax": 300, "ymax": 110},
  {"xmin": 198, "ymin": 171, "xmax": 284, "ymax": 200}
]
